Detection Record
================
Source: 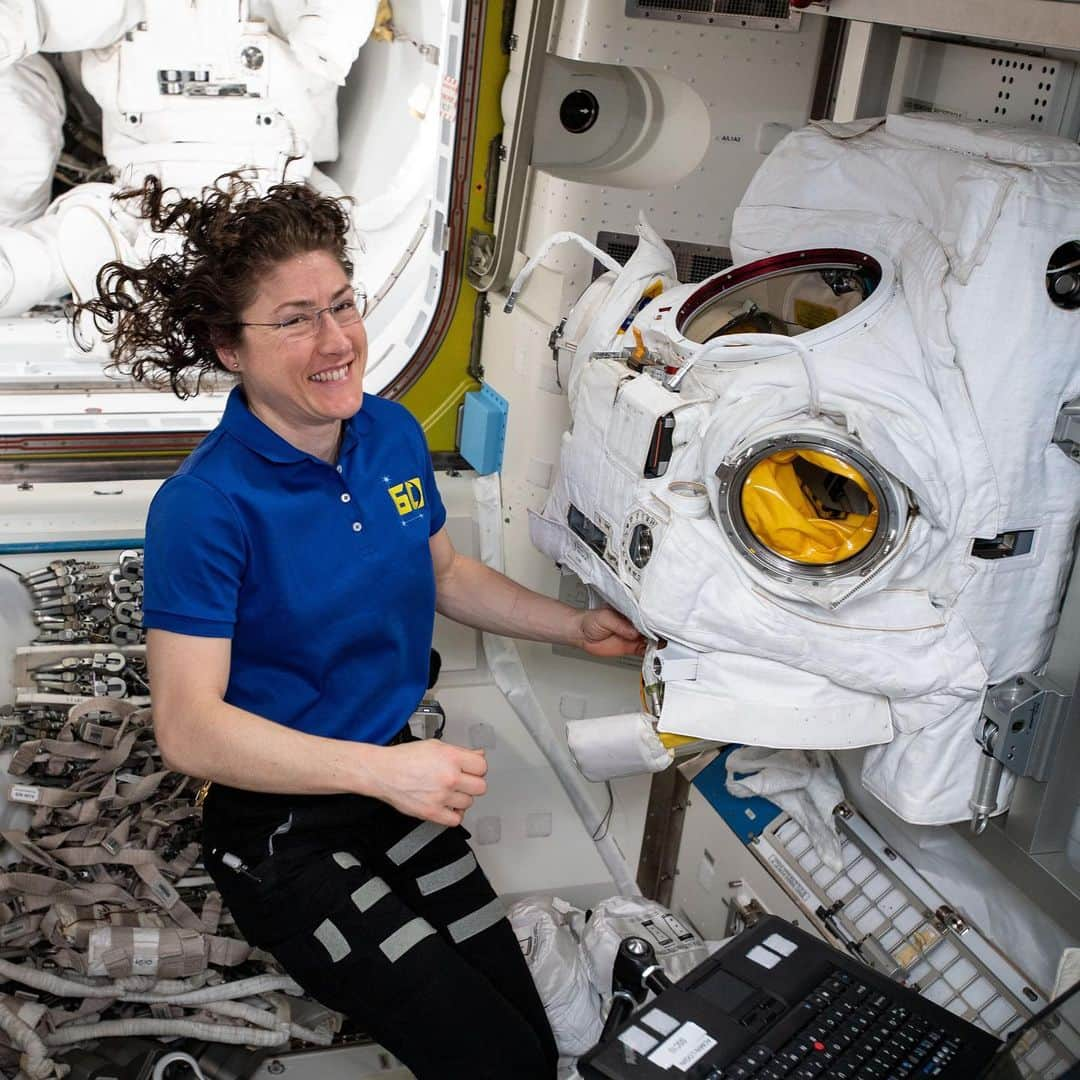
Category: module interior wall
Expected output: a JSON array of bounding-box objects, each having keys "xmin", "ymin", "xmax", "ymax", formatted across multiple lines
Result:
[
  {"xmin": 435, "ymin": 470, "xmax": 651, "ymax": 901},
  {"xmin": 518, "ymin": 2, "xmax": 826, "ymax": 313}
]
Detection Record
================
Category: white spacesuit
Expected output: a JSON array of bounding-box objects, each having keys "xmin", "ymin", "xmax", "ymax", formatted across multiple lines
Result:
[
  {"xmin": 0, "ymin": 0, "xmax": 376, "ymax": 317},
  {"xmin": 526, "ymin": 116, "xmax": 1080, "ymax": 827}
]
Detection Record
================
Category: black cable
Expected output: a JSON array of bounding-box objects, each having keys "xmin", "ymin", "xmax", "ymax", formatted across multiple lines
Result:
[
  {"xmin": 0, "ymin": 562, "xmax": 21, "ymax": 577},
  {"xmin": 592, "ymin": 781, "xmax": 615, "ymax": 841}
]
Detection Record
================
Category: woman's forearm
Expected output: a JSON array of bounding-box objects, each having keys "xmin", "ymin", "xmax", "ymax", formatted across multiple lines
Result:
[
  {"xmin": 155, "ymin": 694, "xmax": 383, "ymax": 796},
  {"xmin": 435, "ymin": 554, "xmax": 583, "ymax": 646},
  {"xmin": 156, "ymin": 695, "xmax": 487, "ymax": 826}
]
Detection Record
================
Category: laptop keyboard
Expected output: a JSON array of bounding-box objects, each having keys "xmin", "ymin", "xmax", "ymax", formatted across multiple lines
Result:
[{"xmin": 703, "ymin": 968, "xmax": 968, "ymax": 1080}]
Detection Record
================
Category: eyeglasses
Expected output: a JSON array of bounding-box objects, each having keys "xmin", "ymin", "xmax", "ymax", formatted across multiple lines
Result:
[{"xmin": 239, "ymin": 290, "xmax": 368, "ymax": 341}]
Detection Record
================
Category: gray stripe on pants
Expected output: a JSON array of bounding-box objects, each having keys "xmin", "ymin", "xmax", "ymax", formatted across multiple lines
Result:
[
  {"xmin": 386, "ymin": 820, "xmax": 446, "ymax": 866},
  {"xmin": 333, "ymin": 851, "xmax": 361, "ymax": 870},
  {"xmin": 448, "ymin": 897, "xmax": 506, "ymax": 944},
  {"xmin": 380, "ymin": 917, "xmax": 436, "ymax": 963},
  {"xmin": 351, "ymin": 877, "xmax": 391, "ymax": 913},
  {"xmin": 416, "ymin": 852, "xmax": 477, "ymax": 896},
  {"xmin": 314, "ymin": 918, "xmax": 351, "ymax": 962}
]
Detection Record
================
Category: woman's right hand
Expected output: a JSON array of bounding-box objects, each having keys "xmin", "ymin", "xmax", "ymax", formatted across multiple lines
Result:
[{"xmin": 368, "ymin": 741, "xmax": 488, "ymax": 826}]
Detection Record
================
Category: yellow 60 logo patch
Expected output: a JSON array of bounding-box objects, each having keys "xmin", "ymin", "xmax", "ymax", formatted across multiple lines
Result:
[{"xmin": 388, "ymin": 477, "xmax": 425, "ymax": 515}]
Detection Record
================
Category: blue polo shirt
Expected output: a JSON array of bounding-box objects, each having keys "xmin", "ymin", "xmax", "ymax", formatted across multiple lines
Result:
[{"xmin": 142, "ymin": 387, "xmax": 447, "ymax": 745}]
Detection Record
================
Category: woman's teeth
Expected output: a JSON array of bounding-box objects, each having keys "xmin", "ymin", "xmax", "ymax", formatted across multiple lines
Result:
[{"xmin": 310, "ymin": 363, "xmax": 350, "ymax": 383}]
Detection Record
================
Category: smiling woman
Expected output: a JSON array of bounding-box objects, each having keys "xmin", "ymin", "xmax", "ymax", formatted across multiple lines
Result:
[
  {"xmin": 222, "ymin": 251, "xmax": 368, "ymax": 461},
  {"xmin": 72, "ymin": 172, "xmax": 642, "ymax": 1079},
  {"xmin": 74, "ymin": 172, "xmax": 357, "ymax": 401}
]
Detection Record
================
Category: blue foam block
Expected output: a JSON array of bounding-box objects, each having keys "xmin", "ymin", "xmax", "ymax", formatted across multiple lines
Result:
[{"xmin": 460, "ymin": 382, "xmax": 509, "ymax": 475}]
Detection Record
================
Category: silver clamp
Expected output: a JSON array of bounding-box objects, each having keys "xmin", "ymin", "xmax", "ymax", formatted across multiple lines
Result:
[{"xmin": 968, "ymin": 672, "xmax": 1070, "ymax": 834}]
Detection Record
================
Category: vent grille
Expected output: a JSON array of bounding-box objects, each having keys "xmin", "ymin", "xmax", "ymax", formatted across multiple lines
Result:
[
  {"xmin": 638, "ymin": 0, "xmax": 712, "ymax": 9},
  {"xmin": 594, "ymin": 231, "xmax": 733, "ymax": 284},
  {"xmin": 717, "ymin": 0, "xmax": 790, "ymax": 16},
  {"xmin": 627, "ymin": 0, "xmax": 799, "ymax": 29}
]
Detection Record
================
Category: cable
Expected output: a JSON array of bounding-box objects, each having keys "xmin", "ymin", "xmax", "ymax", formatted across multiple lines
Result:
[
  {"xmin": 592, "ymin": 782, "xmax": 615, "ymax": 841},
  {"xmin": 668, "ymin": 331, "xmax": 822, "ymax": 418},
  {"xmin": 504, "ymin": 232, "xmax": 622, "ymax": 314},
  {"xmin": 0, "ymin": 563, "xmax": 20, "ymax": 577}
]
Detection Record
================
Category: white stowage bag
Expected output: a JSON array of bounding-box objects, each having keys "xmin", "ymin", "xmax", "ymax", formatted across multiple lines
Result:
[
  {"xmin": 566, "ymin": 712, "xmax": 673, "ymax": 782},
  {"xmin": 508, "ymin": 897, "xmax": 603, "ymax": 1057},
  {"xmin": 580, "ymin": 896, "xmax": 709, "ymax": 999}
]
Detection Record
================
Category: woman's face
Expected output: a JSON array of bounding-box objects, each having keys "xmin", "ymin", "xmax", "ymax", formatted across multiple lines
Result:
[{"xmin": 219, "ymin": 249, "xmax": 367, "ymax": 442}]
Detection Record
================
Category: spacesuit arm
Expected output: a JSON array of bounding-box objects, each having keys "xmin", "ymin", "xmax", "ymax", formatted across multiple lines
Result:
[
  {"xmin": 0, "ymin": 0, "xmax": 139, "ymax": 68},
  {"xmin": 147, "ymin": 628, "xmax": 488, "ymax": 826},
  {"xmin": 430, "ymin": 527, "xmax": 645, "ymax": 658},
  {"xmin": 271, "ymin": 0, "xmax": 378, "ymax": 85}
]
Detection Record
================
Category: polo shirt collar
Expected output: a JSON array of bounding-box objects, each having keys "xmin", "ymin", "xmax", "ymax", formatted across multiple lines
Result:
[{"xmin": 220, "ymin": 386, "xmax": 370, "ymax": 465}]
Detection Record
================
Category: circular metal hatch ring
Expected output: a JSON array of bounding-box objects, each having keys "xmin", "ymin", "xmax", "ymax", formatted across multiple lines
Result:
[
  {"xmin": 715, "ymin": 432, "xmax": 910, "ymax": 583},
  {"xmin": 676, "ymin": 248, "xmax": 886, "ymax": 356}
]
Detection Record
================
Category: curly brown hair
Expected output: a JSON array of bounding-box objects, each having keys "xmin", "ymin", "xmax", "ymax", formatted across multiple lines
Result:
[{"xmin": 74, "ymin": 173, "xmax": 355, "ymax": 398}]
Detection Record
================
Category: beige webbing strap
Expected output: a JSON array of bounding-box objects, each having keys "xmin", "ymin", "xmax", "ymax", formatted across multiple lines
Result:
[
  {"xmin": 84, "ymin": 732, "xmax": 139, "ymax": 776},
  {"xmin": 0, "ymin": 831, "xmax": 69, "ymax": 875},
  {"xmin": 132, "ymin": 864, "xmax": 206, "ymax": 932},
  {"xmin": 40, "ymin": 903, "xmax": 75, "ymax": 947},
  {"xmin": 103, "ymin": 816, "xmax": 131, "ymax": 853},
  {"xmin": 7, "ymin": 782, "xmax": 87, "ymax": 809},
  {"xmin": 77, "ymin": 722, "xmax": 120, "ymax": 749},
  {"xmin": 50, "ymin": 846, "xmax": 163, "ymax": 871},
  {"xmin": 206, "ymin": 935, "xmax": 252, "ymax": 967},
  {"xmin": 9, "ymin": 738, "xmax": 115, "ymax": 776},
  {"xmin": 68, "ymin": 700, "xmax": 138, "ymax": 727},
  {"xmin": 50, "ymin": 946, "xmax": 90, "ymax": 976},
  {"xmin": 0, "ymin": 914, "xmax": 42, "ymax": 948},
  {"xmin": 201, "ymin": 892, "xmax": 222, "ymax": 935},
  {"xmin": 35, "ymin": 823, "xmax": 105, "ymax": 851},
  {"xmin": 106, "ymin": 770, "xmax": 172, "ymax": 810},
  {"xmin": 0, "ymin": 872, "xmax": 138, "ymax": 908},
  {"xmin": 165, "ymin": 842, "xmax": 201, "ymax": 879}
]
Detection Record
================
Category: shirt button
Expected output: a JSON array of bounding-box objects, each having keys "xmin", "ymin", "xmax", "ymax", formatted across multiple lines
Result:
[
  {"xmin": 352, "ymin": 522, "xmax": 363, "ymax": 532},
  {"xmin": 340, "ymin": 493, "xmax": 351, "ymax": 503},
  {"xmin": 336, "ymin": 465, "xmax": 343, "ymax": 473}
]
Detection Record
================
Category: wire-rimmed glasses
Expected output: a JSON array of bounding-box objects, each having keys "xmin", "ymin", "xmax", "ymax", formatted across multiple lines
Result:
[{"xmin": 239, "ymin": 288, "xmax": 368, "ymax": 341}]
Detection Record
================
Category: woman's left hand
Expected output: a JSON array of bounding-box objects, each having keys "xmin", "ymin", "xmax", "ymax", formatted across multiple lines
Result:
[{"xmin": 575, "ymin": 607, "xmax": 647, "ymax": 658}]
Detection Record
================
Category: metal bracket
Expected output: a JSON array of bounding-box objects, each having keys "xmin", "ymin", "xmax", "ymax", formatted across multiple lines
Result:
[
  {"xmin": 1053, "ymin": 398, "xmax": 1080, "ymax": 463},
  {"xmin": 932, "ymin": 905, "xmax": 969, "ymax": 936},
  {"xmin": 467, "ymin": 0, "xmax": 558, "ymax": 293},
  {"xmin": 467, "ymin": 229, "xmax": 496, "ymax": 280},
  {"xmin": 980, "ymin": 672, "xmax": 1071, "ymax": 781},
  {"xmin": 548, "ymin": 317, "xmax": 568, "ymax": 388}
]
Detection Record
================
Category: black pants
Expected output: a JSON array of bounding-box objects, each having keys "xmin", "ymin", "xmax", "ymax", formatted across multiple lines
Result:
[{"xmin": 202, "ymin": 783, "xmax": 558, "ymax": 1079}]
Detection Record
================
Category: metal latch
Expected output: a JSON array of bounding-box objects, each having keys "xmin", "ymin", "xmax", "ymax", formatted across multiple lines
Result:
[
  {"xmin": 968, "ymin": 672, "xmax": 1071, "ymax": 833},
  {"xmin": 980, "ymin": 673, "xmax": 1070, "ymax": 781},
  {"xmin": 548, "ymin": 317, "xmax": 570, "ymax": 389},
  {"xmin": 932, "ymin": 906, "xmax": 969, "ymax": 936},
  {"xmin": 1053, "ymin": 398, "xmax": 1080, "ymax": 462}
]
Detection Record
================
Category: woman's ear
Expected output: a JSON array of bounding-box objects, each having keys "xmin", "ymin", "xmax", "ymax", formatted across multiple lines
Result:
[{"xmin": 213, "ymin": 334, "xmax": 241, "ymax": 372}]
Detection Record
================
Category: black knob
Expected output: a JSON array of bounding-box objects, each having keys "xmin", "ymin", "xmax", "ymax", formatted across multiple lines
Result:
[{"xmin": 560, "ymin": 88, "xmax": 599, "ymax": 135}]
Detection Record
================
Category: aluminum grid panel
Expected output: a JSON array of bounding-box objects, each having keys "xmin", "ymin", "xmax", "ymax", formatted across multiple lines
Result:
[{"xmin": 753, "ymin": 810, "xmax": 1078, "ymax": 1078}]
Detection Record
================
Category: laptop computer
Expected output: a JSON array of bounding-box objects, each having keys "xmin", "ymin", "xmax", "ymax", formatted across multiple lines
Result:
[{"xmin": 579, "ymin": 914, "xmax": 1079, "ymax": 1079}]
